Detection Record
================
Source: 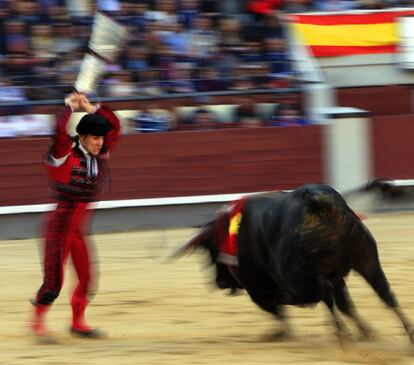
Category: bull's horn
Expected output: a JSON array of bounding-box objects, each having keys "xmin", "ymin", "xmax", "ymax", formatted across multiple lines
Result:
[{"xmin": 168, "ymin": 228, "xmax": 209, "ymax": 261}]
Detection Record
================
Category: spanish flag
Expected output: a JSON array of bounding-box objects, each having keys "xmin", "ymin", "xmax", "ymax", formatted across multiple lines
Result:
[{"xmin": 290, "ymin": 10, "xmax": 414, "ymax": 57}]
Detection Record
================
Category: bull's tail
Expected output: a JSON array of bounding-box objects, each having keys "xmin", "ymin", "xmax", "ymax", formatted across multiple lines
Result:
[{"xmin": 168, "ymin": 228, "xmax": 211, "ymax": 260}]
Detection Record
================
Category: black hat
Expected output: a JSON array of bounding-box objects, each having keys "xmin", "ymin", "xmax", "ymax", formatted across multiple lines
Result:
[{"xmin": 76, "ymin": 114, "xmax": 112, "ymax": 136}]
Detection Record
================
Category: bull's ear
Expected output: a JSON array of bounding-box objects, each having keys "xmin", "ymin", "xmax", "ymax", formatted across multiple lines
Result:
[{"xmin": 168, "ymin": 227, "xmax": 210, "ymax": 260}]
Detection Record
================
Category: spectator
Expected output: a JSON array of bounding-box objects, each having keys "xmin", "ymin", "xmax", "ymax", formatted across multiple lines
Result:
[
  {"xmin": 262, "ymin": 14, "xmax": 284, "ymax": 39},
  {"xmin": 240, "ymin": 41, "xmax": 264, "ymax": 63},
  {"xmin": 165, "ymin": 62, "xmax": 197, "ymax": 93},
  {"xmin": 160, "ymin": 21, "xmax": 192, "ymax": 58},
  {"xmin": 133, "ymin": 108, "xmax": 173, "ymax": 132},
  {"xmin": 55, "ymin": 71, "xmax": 77, "ymax": 97},
  {"xmin": 0, "ymin": 116, "xmax": 18, "ymax": 138},
  {"xmin": 136, "ymin": 68, "xmax": 165, "ymax": 96},
  {"xmin": 10, "ymin": 1, "xmax": 42, "ymax": 25},
  {"xmin": 313, "ymin": 0, "xmax": 357, "ymax": 11},
  {"xmin": 195, "ymin": 66, "xmax": 227, "ymax": 92},
  {"xmin": 96, "ymin": 0, "xmax": 121, "ymax": 14},
  {"xmin": 188, "ymin": 107, "xmax": 218, "ymax": 129},
  {"xmin": 123, "ymin": 1, "xmax": 149, "ymax": 32},
  {"xmin": 358, "ymin": 0, "xmax": 388, "ymax": 8},
  {"xmin": 55, "ymin": 49, "xmax": 83, "ymax": 74},
  {"xmin": 398, "ymin": 0, "xmax": 414, "ymax": 7},
  {"xmin": 27, "ymin": 68, "xmax": 61, "ymax": 100},
  {"xmin": 200, "ymin": 0, "xmax": 220, "ymax": 18},
  {"xmin": 263, "ymin": 37, "xmax": 290, "ymax": 76},
  {"xmin": 71, "ymin": 3, "xmax": 95, "ymax": 26},
  {"xmin": 236, "ymin": 103, "xmax": 263, "ymax": 127},
  {"xmin": 37, "ymin": 0, "xmax": 63, "ymax": 12},
  {"xmin": 268, "ymin": 101, "xmax": 309, "ymax": 126},
  {"xmin": 179, "ymin": 0, "xmax": 201, "ymax": 29},
  {"xmin": 149, "ymin": 41, "xmax": 176, "ymax": 80},
  {"xmin": 248, "ymin": 62, "xmax": 274, "ymax": 89},
  {"xmin": 145, "ymin": 0, "xmax": 178, "ymax": 25},
  {"xmin": 30, "ymin": 24, "xmax": 54, "ymax": 60},
  {"xmin": 228, "ymin": 63, "xmax": 256, "ymax": 91},
  {"xmin": 42, "ymin": 5, "xmax": 70, "ymax": 25},
  {"xmin": 187, "ymin": 14, "xmax": 220, "ymax": 59},
  {"xmin": 210, "ymin": 43, "xmax": 239, "ymax": 80},
  {"xmin": 283, "ymin": 0, "xmax": 313, "ymax": 13},
  {"xmin": 3, "ymin": 20, "xmax": 29, "ymax": 55},
  {"xmin": 102, "ymin": 71, "xmax": 137, "ymax": 97},
  {"xmin": 218, "ymin": 16, "xmax": 243, "ymax": 51},
  {"xmin": 218, "ymin": 0, "xmax": 245, "ymax": 16},
  {"xmin": 2, "ymin": 52, "xmax": 34, "ymax": 78},
  {"xmin": 125, "ymin": 46, "xmax": 151, "ymax": 72},
  {"xmin": 70, "ymin": 24, "xmax": 91, "ymax": 50},
  {"xmin": 0, "ymin": 76, "xmax": 27, "ymax": 101},
  {"xmin": 0, "ymin": 4, "xmax": 11, "ymax": 56},
  {"xmin": 52, "ymin": 23, "xmax": 82, "ymax": 54}
]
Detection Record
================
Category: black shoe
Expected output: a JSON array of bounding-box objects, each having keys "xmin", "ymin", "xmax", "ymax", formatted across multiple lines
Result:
[{"xmin": 70, "ymin": 327, "xmax": 105, "ymax": 339}]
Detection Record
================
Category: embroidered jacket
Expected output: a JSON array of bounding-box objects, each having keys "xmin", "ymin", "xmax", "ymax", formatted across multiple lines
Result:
[{"xmin": 46, "ymin": 105, "xmax": 121, "ymax": 200}]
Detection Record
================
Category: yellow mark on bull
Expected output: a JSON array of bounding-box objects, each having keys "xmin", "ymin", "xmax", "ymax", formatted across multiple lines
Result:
[{"xmin": 229, "ymin": 212, "xmax": 242, "ymax": 235}]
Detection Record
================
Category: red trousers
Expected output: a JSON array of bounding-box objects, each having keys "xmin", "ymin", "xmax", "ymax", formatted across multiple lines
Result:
[{"xmin": 36, "ymin": 200, "xmax": 95, "ymax": 306}]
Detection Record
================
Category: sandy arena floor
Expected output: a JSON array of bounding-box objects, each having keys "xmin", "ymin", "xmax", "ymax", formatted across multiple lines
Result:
[{"xmin": 2, "ymin": 213, "xmax": 414, "ymax": 364}]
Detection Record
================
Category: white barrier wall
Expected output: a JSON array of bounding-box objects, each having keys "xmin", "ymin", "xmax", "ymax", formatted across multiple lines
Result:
[{"xmin": 323, "ymin": 107, "xmax": 372, "ymax": 192}]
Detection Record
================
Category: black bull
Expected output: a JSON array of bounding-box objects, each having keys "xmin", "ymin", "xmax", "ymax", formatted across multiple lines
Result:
[{"xmin": 174, "ymin": 184, "xmax": 414, "ymax": 342}]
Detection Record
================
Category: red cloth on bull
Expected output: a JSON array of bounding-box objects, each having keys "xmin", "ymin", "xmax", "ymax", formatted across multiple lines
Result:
[{"xmin": 218, "ymin": 198, "xmax": 245, "ymax": 266}]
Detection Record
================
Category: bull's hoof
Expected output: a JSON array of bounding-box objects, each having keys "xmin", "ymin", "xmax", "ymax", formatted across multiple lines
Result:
[
  {"xmin": 358, "ymin": 325, "xmax": 376, "ymax": 342},
  {"xmin": 227, "ymin": 287, "xmax": 243, "ymax": 296},
  {"xmin": 262, "ymin": 329, "xmax": 291, "ymax": 342},
  {"xmin": 358, "ymin": 332, "xmax": 376, "ymax": 342},
  {"xmin": 335, "ymin": 329, "xmax": 353, "ymax": 346}
]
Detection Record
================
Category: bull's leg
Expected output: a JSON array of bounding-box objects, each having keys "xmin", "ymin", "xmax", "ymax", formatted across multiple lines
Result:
[
  {"xmin": 265, "ymin": 306, "xmax": 291, "ymax": 341},
  {"xmin": 263, "ymin": 307, "xmax": 291, "ymax": 341},
  {"xmin": 355, "ymin": 264, "xmax": 414, "ymax": 343},
  {"xmin": 319, "ymin": 279, "xmax": 350, "ymax": 341},
  {"xmin": 248, "ymin": 291, "xmax": 291, "ymax": 340},
  {"xmin": 332, "ymin": 278, "xmax": 373, "ymax": 339}
]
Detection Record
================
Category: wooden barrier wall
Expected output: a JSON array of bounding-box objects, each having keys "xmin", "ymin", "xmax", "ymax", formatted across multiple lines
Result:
[
  {"xmin": 0, "ymin": 126, "xmax": 324, "ymax": 206},
  {"xmin": 336, "ymin": 85, "xmax": 413, "ymax": 116},
  {"xmin": 372, "ymin": 114, "xmax": 414, "ymax": 179}
]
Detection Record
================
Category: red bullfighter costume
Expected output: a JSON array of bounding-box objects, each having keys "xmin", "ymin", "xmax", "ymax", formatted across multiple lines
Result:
[{"xmin": 32, "ymin": 104, "xmax": 120, "ymax": 337}]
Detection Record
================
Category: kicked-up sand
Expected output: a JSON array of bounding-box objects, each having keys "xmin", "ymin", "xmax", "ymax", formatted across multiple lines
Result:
[{"xmin": 2, "ymin": 213, "xmax": 414, "ymax": 364}]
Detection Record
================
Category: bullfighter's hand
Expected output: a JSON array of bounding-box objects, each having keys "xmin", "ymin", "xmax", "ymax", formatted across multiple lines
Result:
[
  {"xmin": 79, "ymin": 94, "xmax": 96, "ymax": 114},
  {"xmin": 64, "ymin": 92, "xmax": 82, "ymax": 112}
]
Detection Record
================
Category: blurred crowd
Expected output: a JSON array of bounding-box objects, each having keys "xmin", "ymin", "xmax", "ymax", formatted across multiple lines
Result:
[
  {"xmin": 0, "ymin": 0, "xmax": 413, "ymax": 136},
  {"xmin": 0, "ymin": 96, "xmax": 311, "ymax": 137},
  {"xmin": 130, "ymin": 96, "xmax": 310, "ymax": 132},
  {"xmin": 1, "ymin": 0, "xmax": 413, "ymax": 103}
]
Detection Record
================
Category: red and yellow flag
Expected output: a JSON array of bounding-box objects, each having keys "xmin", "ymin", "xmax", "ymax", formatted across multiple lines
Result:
[{"xmin": 289, "ymin": 11, "xmax": 414, "ymax": 57}]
